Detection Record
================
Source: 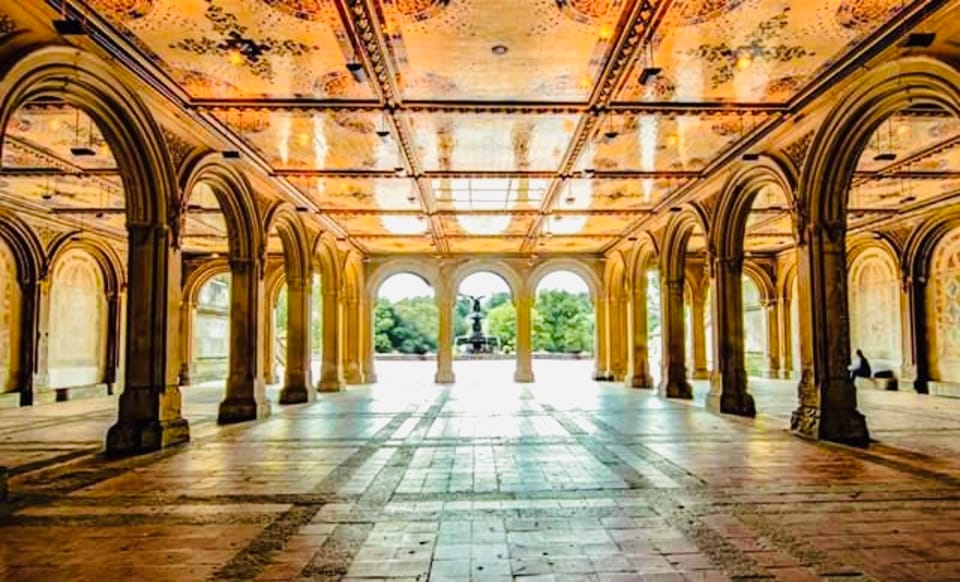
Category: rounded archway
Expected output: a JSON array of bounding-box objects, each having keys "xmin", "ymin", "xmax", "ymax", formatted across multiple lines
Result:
[
  {"xmin": 452, "ymin": 270, "xmax": 515, "ymax": 385},
  {"xmin": 531, "ymin": 269, "xmax": 596, "ymax": 384},
  {"xmin": 373, "ymin": 272, "xmax": 438, "ymax": 384}
]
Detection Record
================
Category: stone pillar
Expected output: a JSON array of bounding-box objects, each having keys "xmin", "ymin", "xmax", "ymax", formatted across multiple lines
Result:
[
  {"xmin": 690, "ymin": 286, "xmax": 709, "ymax": 380},
  {"xmin": 177, "ymin": 298, "xmax": 193, "ymax": 386},
  {"xmin": 344, "ymin": 298, "xmax": 363, "ymax": 384},
  {"xmin": 107, "ymin": 224, "xmax": 189, "ymax": 455},
  {"xmin": 630, "ymin": 286, "xmax": 653, "ymax": 388},
  {"xmin": 790, "ymin": 225, "xmax": 869, "ymax": 445},
  {"xmin": 610, "ymin": 295, "xmax": 629, "ymax": 381},
  {"xmin": 778, "ymin": 293, "xmax": 794, "ymax": 379},
  {"xmin": 263, "ymin": 301, "xmax": 278, "ymax": 386},
  {"xmin": 318, "ymin": 288, "xmax": 344, "ymax": 392},
  {"xmin": 514, "ymin": 291, "xmax": 534, "ymax": 383},
  {"xmin": 899, "ymin": 275, "xmax": 928, "ymax": 394},
  {"xmin": 593, "ymin": 296, "xmax": 609, "ymax": 380},
  {"xmin": 19, "ymin": 277, "xmax": 48, "ymax": 406},
  {"xmin": 706, "ymin": 257, "xmax": 755, "ymax": 416},
  {"xmin": 435, "ymin": 290, "xmax": 455, "ymax": 384},
  {"xmin": 659, "ymin": 276, "xmax": 692, "ymax": 399},
  {"xmin": 361, "ymin": 298, "xmax": 377, "ymax": 383},
  {"xmin": 104, "ymin": 289, "xmax": 123, "ymax": 394},
  {"xmin": 279, "ymin": 274, "xmax": 312, "ymax": 404},
  {"xmin": 763, "ymin": 299, "xmax": 781, "ymax": 379},
  {"xmin": 218, "ymin": 258, "xmax": 270, "ymax": 424}
]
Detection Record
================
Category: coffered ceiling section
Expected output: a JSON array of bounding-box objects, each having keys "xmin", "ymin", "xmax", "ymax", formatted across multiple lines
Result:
[
  {"xmin": 616, "ymin": 0, "xmax": 904, "ymax": 103},
  {"xmin": 380, "ymin": 0, "xmax": 630, "ymax": 101},
  {"xmin": 86, "ymin": 0, "xmax": 374, "ymax": 99}
]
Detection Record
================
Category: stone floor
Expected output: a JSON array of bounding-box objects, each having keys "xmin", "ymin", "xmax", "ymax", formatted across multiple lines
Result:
[{"xmin": 4, "ymin": 360, "xmax": 960, "ymax": 581}]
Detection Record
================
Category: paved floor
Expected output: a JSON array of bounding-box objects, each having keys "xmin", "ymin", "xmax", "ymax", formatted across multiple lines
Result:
[{"xmin": 3, "ymin": 361, "xmax": 960, "ymax": 581}]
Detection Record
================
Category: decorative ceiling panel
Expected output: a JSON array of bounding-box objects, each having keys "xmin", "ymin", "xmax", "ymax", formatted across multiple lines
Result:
[
  {"xmin": 0, "ymin": 175, "xmax": 124, "ymax": 209},
  {"xmin": 616, "ymin": 0, "xmax": 905, "ymax": 103},
  {"xmin": 291, "ymin": 177, "xmax": 422, "ymax": 211},
  {"xmin": 4, "ymin": 104, "xmax": 116, "ymax": 170},
  {"xmin": 578, "ymin": 112, "xmax": 770, "ymax": 172},
  {"xmin": 857, "ymin": 114, "xmax": 960, "ymax": 172},
  {"xmin": 407, "ymin": 112, "xmax": 579, "ymax": 171},
  {"xmin": 446, "ymin": 236, "xmax": 524, "ymax": 254},
  {"xmin": 379, "ymin": 0, "xmax": 631, "ymax": 101},
  {"xmin": 335, "ymin": 213, "xmax": 430, "ymax": 236},
  {"xmin": 86, "ymin": 0, "xmax": 375, "ymax": 99},
  {"xmin": 850, "ymin": 176, "xmax": 960, "ymax": 208},
  {"xmin": 544, "ymin": 213, "xmax": 634, "ymax": 236},
  {"xmin": 215, "ymin": 110, "xmax": 402, "ymax": 171},
  {"xmin": 440, "ymin": 213, "xmax": 534, "ymax": 237},
  {"xmin": 432, "ymin": 178, "xmax": 548, "ymax": 212},
  {"xmin": 558, "ymin": 177, "xmax": 685, "ymax": 210},
  {"xmin": 533, "ymin": 235, "xmax": 613, "ymax": 253},
  {"xmin": 356, "ymin": 236, "xmax": 437, "ymax": 254}
]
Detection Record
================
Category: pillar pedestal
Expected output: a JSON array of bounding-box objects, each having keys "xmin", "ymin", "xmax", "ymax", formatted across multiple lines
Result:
[{"xmin": 659, "ymin": 278, "xmax": 692, "ymax": 399}]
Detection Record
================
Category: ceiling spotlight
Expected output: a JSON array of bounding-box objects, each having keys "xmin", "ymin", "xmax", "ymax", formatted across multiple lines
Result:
[
  {"xmin": 742, "ymin": 153, "xmax": 760, "ymax": 162},
  {"xmin": 222, "ymin": 150, "xmax": 241, "ymax": 159},
  {"xmin": 901, "ymin": 195, "xmax": 916, "ymax": 204},
  {"xmin": 295, "ymin": 206, "xmax": 309, "ymax": 213},
  {"xmin": 627, "ymin": 236, "xmax": 637, "ymax": 242},
  {"xmin": 873, "ymin": 152, "xmax": 896, "ymax": 162},
  {"xmin": 582, "ymin": 168, "xmax": 595, "ymax": 177},
  {"xmin": 904, "ymin": 32, "xmax": 935, "ymax": 48},
  {"xmin": 376, "ymin": 128, "xmax": 390, "ymax": 139},
  {"xmin": 95, "ymin": 211, "xmax": 105, "ymax": 220},
  {"xmin": 406, "ymin": 195, "xmax": 417, "ymax": 203},
  {"xmin": 491, "ymin": 44, "xmax": 509, "ymax": 55},
  {"xmin": 346, "ymin": 62, "xmax": 367, "ymax": 83},
  {"xmin": 639, "ymin": 67, "xmax": 661, "ymax": 86},
  {"xmin": 603, "ymin": 129, "xmax": 619, "ymax": 141},
  {"xmin": 565, "ymin": 195, "xmax": 575, "ymax": 205},
  {"xmin": 394, "ymin": 166, "xmax": 406, "ymax": 176},
  {"xmin": 210, "ymin": 252, "xmax": 220, "ymax": 258},
  {"xmin": 53, "ymin": 19, "xmax": 85, "ymax": 35},
  {"xmin": 669, "ymin": 206, "xmax": 681, "ymax": 213}
]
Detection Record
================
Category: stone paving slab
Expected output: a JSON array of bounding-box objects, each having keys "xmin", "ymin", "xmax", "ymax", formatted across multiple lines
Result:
[{"xmin": 3, "ymin": 361, "xmax": 960, "ymax": 580}]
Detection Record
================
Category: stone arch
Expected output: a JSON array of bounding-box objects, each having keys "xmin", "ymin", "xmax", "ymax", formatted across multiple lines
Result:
[
  {"xmin": 183, "ymin": 259, "xmax": 232, "ymax": 305},
  {"xmin": 0, "ymin": 45, "xmax": 175, "ymax": 227},
  {"xmin": 801, "ymin": 57, "xmax": 960, "ymax": 230},
  {"xmin": 450, "ymin": 259, "xmax": 522, "ymax": 300},
  {"xmin": 904, "ymin": 205, "xmax": 960, "ymax": 284},
  {"xmin": 711, "ymin": 157, "xmax": 797, "ymax": 261},
  {"xmin": 180, "ymin": 152, "xmax": 262, "ymax": 262},
  {"xmin": 312, "ymin": 232, "xmax": 341, "ymax": 296},
  {"xmin": 847, "ymin": 243, "xmax": 902, "ymax": 372},
  {"xmin": 527, "ymin": 257, "xmax": 600, "ymax": 300},
  {"xmin": 47, "ymin": 234, "xmax": 124, "ymax": 295},
  {"xmin": 742, "ymin": 261, "xmax": 774, "ymax": 304},
  {"xmin": 0, "ymin": 209, "xmax": 45, "ymax": 286},
  {"xmin": 264, "ymin": 203, "xmax": 312, "ymax": 283},
  {"xmin": 367, "ymin": 259, "xmax": 439, "ymax": 299},
  {"xmin": 628, "ymin": 231, "xmax": 660, "ymax": 292},
  {"xmin": 660, "ymin": 204, "xmax": 710, "ymax": 281}
]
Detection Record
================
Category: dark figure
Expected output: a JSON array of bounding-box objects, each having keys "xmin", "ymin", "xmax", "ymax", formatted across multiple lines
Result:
[{"xmin": 848, "ymin": 349, "xmax": 872, "ymax": 380}]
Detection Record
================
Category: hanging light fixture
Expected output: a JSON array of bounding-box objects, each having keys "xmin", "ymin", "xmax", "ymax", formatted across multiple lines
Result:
[{"xmin": 70, "ymin": 109, "xmax": 96, "ymax": 157}]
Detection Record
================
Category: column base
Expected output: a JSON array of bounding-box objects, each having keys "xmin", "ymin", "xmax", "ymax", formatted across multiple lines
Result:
[
  {"xmin": 363, "ymin": 371, "xmax": 378, "ymax": 384},
  {"xmin": 344, "ymin": 368, "xmax": 363, "ymax": 385},
  {"xmin": 217, "ymin": 397, "xmax": 271, "ymax": 425},
  {"xmin": 435, "ymin": 370, "xmax": 455, "ymax": 384},
  {"xmin": 630, "ymin": 374, "xmax": 654, "ymax": 389},
  {"xmin": 264, "ymin": 372, "xmax": 279, "ymax": 385},
  {"xmin": 279, "ymin": 383, "xmax": 311, "ymax": 405},
  {"xmin": 693, "ymin": 369, "xmax": 710, "ymax": 380},
  {"xmin": 657, "ymin": 378, "xmax": 692, "ymax": 399},
  {"xmin": 514, "ymin": 369, "xmax": 534, "ymax": 383},
  {"xmin": 790, "ymin": 404, "xmax": 870, "ymax": 446},
  {"xmin": 706, "ymin": 386, "xmax": 756, "ymax": 417},
  {"xmin": 317, "ymin": 379, "xmax": 344, "ymax": 392},
  {"xmin": 106, "ymin": 417, "xmax": 190, "ymax": 457}
]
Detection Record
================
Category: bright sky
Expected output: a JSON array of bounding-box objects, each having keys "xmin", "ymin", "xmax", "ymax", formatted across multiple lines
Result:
[{"xmin": 377, "ymin": 270, "xmax": 589, "ymax": 301}]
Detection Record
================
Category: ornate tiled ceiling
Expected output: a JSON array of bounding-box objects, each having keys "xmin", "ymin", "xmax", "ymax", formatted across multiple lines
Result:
[{"xmin": 3, "ymin": 0, "xmax": 950, "ymax": 255}]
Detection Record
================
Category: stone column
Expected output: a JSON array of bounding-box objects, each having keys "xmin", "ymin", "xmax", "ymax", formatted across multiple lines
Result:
[
  {"xmin": 318, "ymin": 288, "xmax": 344, "ymax": 392},
  {"xmin": 344, "ymin": 298, "xmax": 363, "ymax": 384},
  {"xmin": 361, "ymin": 298, "xmax": 377, "ymax": 383},
  {"xmin": 218, "ymin": 257, "xmax": 270, "ymax": 424},
  {"xmin": 706, "ymin": 257, "xmax": 755, "ymax": 416},
  {"xmin": 778, "ymin": 293, "xmax": 794, "ymax": 379},
  {"xmin": 659, "ymin": 276, "xmax": 692, "ymax": 398},
  {"xmin": 690, "ymin": 286, "xmax": 709, "ymax": 380},
  {"xmin": 611, "ymin": 295, "xmax": 629, "ymax": 381},
  {"xmin": 630, "ymin": 286, "xmax": 653, "ymax": 388},
  {"xmin": 790, "ymin": 224, "xmax": 869, "ymax": 445},
  {"xmin": 107, "ymin": 224, "xmax": 189, "ymax": 455},
  {"xmin": 593, "ymin": 295, "xmax": 609, "ymax": 380},
  {"xmin": 514, "ymin": 291, "xmax": 534, "ymax": 383},
  {"xmin": 279, "ymin": 274, "xmax": 312, "ymax": 404},
  {"xmin": 435, "ymin": 290, "xmax": 455, "ymax": 384},
  {"xmin": 263, "ymin": 301, "xmax": 278, "ymax": 386},
  {"xmin": 763, "ymin": 299, "xmax": 781, "ymax": 379},
  {"xmin": 104, "ymin": 289, "xmax": 122, "ymax": 394},
  {"xmin": 899, "ymin": 275, "xmax": 928, "ymax": 394},
  {"xmin": 19, "ymin": 277, "xmax": 48, "ymax": 406},
  {"xmin": 177, "ymin": 298, "xmax": 193, "ymax": 386}
]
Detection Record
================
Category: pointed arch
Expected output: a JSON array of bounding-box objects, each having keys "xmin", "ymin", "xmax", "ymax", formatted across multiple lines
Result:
[{"xmin": 742, "ymin": 261, "xmax": 775, "ymax": 304}]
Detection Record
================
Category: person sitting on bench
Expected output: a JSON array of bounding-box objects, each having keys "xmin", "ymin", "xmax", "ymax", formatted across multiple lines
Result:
[{"xmin": 848, "ymin": 349, "xmax": 872, "ymax": 380}]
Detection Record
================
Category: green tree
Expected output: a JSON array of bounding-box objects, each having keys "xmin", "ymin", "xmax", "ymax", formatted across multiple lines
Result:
[
  {"xmin": 373, "ymin": 295, "xmax": 439, "ymax": 354},
  {"xmin": 487, "ymin": 301, "xmax": 517, "ymax": 353},
  {"xmin": 534, "ymin": 290, "xmax": 594, "ymax": 354}
]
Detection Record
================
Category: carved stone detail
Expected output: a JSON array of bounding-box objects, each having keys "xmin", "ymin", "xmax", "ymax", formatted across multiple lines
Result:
[{"xmin": 784, "ymin": 131, "xmax": 814, "ymax": 170}]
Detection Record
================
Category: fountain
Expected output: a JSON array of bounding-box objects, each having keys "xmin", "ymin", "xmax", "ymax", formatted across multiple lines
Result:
[{"xmin": 455, "ymin": 294, "xmax": 501, "ymax": 354}]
